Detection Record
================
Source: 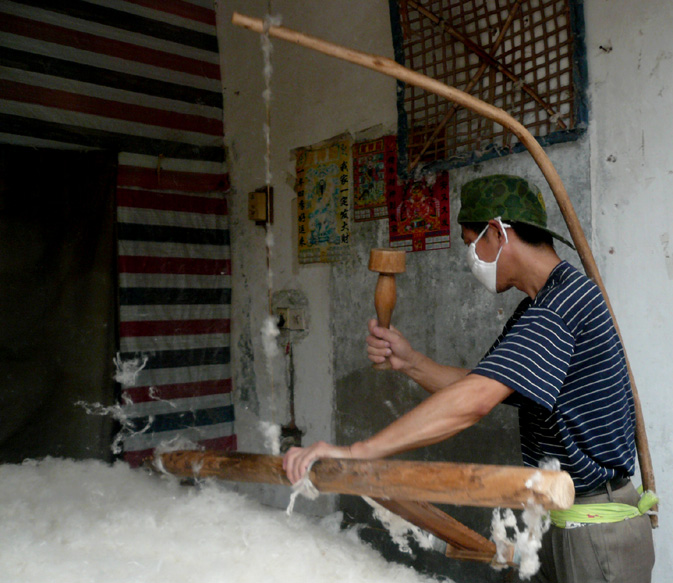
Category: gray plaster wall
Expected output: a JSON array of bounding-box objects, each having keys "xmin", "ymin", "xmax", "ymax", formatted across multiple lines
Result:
[{"xmin": 584, "ymin": 2, "xmax": 673, "ymax": 578}]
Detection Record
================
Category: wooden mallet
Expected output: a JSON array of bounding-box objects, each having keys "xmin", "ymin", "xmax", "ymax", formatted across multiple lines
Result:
[{"xmin": 368, "ymin": 248, "xmax": 406, "ymax": 370}]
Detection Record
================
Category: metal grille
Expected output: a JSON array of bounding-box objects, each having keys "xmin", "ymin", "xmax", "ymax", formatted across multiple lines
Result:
[{"xmin": 397, "ymin": 0, "xmax": 581, "ymax": 170}]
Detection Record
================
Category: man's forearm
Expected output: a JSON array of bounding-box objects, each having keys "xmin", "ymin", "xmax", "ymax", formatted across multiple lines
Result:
[
  {"xmin": 350, "ymin": 374, "xmax": 512, "ymax": 459},
  {"xmin": 402, "ymin": 351, "xmax": 471, "ymax": 394}
]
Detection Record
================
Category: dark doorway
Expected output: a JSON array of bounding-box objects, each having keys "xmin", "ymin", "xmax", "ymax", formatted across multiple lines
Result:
[{"xmin": 0, "ymin": 145, "xmax": 118, "ymax": 462}]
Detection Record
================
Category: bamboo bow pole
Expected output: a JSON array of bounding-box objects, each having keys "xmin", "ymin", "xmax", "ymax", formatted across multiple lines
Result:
[{"xmin": 231, "ymin": 12, "xmax": 656, "ymax": 525}]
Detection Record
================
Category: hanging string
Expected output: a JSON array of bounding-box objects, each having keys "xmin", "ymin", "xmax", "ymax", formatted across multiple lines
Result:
[{"xmin": 259, "ymin": 11, "xmax": 283, "ymax": 454}]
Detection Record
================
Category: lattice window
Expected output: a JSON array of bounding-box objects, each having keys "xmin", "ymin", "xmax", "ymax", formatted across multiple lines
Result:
[{"xmin": 390, "ymin": 0, "xmax": 587, "ymax": 171}]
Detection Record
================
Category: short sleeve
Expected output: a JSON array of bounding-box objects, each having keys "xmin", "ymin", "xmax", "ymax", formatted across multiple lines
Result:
[{"xmin": 471, "ymin": 307, "xmax": 574, "ymax": 411}]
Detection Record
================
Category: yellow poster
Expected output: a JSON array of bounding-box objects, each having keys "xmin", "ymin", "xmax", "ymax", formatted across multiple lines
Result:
[{"xmin": 295, "ymin": 137, "xmax": 351, "ymax": 264}]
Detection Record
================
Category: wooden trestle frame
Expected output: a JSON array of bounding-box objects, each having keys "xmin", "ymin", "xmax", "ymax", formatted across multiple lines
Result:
[{"xmin": 152, "ymin": 451, "xmax": 574, "ymax": 565}]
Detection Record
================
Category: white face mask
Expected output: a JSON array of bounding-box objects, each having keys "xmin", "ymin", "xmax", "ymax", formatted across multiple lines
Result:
[{"xmin": 465, "ymin": 218, "xmax": 510, "ymax": 294}]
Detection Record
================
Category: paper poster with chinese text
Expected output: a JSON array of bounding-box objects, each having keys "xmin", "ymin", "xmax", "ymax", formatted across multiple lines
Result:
[
  {"xmin": 352, "ymin": 135, "xmax": 399, "ymax": 222},
  {"xmin": 295, "ymin": 137, "xmax": 351, "ymax": 264},
  {"xmin": 388, "ymin": 171, "xmax": 450, "ymax": 252}
]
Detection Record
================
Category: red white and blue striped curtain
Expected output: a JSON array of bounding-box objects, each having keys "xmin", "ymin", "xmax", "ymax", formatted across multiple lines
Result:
[
  {"xmin": 116, "ymin": 159, "xmax": 235, "ymax": 466},
  {"xmin": 0, "ymin": 0, "xmax": 236, "ymax": 465}
]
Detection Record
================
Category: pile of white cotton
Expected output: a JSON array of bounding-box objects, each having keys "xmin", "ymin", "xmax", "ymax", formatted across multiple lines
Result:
[{"xmin": 0, "ymin": 457, "xmax": 444, "ymax": 583}]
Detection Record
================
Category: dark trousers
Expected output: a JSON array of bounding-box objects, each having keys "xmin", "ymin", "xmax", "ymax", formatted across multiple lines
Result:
[{"xmin": 529, "ymin": 481, "xmax": 655, "ymax": 583}]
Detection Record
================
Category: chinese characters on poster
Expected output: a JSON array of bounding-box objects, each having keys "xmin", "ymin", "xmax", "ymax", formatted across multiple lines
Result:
[{"xmin": 352, "ymin": 135, "xmax": 399, "ymax": 222}]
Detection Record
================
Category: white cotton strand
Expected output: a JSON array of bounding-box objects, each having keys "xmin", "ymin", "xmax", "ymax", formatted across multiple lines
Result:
[
  {"xmin": 525, "ymin": 470, "xmax": 542, "ymax": 490},
  {"xmin": 261, "ymin": 314, "xmax": 280, "ymax": 361},
  {"xmin": 260, "ymin": 16, "xmax": 280, "ymax": 82},
  {"xmin": 76, "ymin": 400, "xmax": 126, "ymax": 421},
  {"xmin": 286, "ymin": 462, "xmax": 320, "ymax": 516},
  {"xmin": 263, "ymin": 14, "xmax": 283, "ymax": 30},
  {"xmin": 261, "ymin": 14, "xmax": 281, "ymax": 189},
  {"xmin": 539, "ymin": 457, "xmax": 561, "ymax": 471},
  {"xmin": 491, "ymin": 507, "xmax": 518, "ymax": 564},
  {"xmin": 265, "ymin": 223, "xmax": 275, "ymax": 249},
  {"xmin": 75, "ymin": 400, "xmax": 138, "ymax": 455},
  {"xmin": 490, "ymin": 504, "xmax": 551, "ymax": 579},
  {"xmin": 263, "ymin": 122, "xmax": 273, "ymax": 184},
  {"xmin": 517, "ymin": 503, "xmax": 551, "ymax": 578},
  {"xmin": 152, "ymin": 437, "xmax": 203, "ymax": 475},
  {"xmin": 79, "ymin": 379, "xmax": 191, "ymax": 457}
]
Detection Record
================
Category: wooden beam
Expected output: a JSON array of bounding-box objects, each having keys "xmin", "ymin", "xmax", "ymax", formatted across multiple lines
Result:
[{"xmin": 152, "ymin": 451, "xmax": 574, "ymax": 510}]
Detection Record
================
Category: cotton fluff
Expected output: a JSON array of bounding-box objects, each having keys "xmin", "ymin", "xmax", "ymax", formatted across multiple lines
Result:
[
  {"xmin": 75, "ymin": 400, "xmax": 150, "ymax": 456},
  {"xmin": 259, "ymin": 420, "xmax": 281, "ymax": 455},
  {"xmin": 491, "ymin": 459, "xmax": 557, "ymax": 579},
  {"xmin": 261, "ymin": 314, "xmax": 280, "ymax": 361},
  {"xmin": 0, "ymin": 458, "xmax": 444, "ymax": 583},
  {"xmin": 113, "ymin": 352, "xmax": 148, "ymax": 387},
  {"xmin": 363, "ymin": 497, "xmax": 435, "ymax": 555},
  {"xmin": 285, "ymin": 461, "xmax": 320, "ymax": 516}
]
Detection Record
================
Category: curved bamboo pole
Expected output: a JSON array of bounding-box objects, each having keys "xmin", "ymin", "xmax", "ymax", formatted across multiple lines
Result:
[{"xmin": 231, "ymin": 12, "xmax": 656, "ymax": 525}]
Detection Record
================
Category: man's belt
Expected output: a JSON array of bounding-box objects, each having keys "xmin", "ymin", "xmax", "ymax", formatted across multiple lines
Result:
[{"xmin": 575, "ymin": 476, "xmax": 631, "ymax": 498}]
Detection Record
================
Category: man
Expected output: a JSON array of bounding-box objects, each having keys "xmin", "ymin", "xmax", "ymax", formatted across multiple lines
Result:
[{"xmin": 283, "ymin": 174, "xmax": 655, "ymax": 582}]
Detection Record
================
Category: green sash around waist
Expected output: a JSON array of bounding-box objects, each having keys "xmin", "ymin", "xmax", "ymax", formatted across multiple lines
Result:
[{"xmin": 550, "ymin": 489, "xmax": 659, "ymax": 529}]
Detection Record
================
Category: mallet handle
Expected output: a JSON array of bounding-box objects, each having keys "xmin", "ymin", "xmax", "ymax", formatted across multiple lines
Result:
[{"xmin": 373, "ymin": 273, "xmax": 396, "ymax": 370}]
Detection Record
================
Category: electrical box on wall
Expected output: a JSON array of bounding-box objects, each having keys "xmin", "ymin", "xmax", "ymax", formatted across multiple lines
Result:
[
  {"xmin": 276, "ymin": 307, "xmax": 306, "ymax": 331},
  {"xmin": 248, "ymin": 186, "xmax": 273, "ymax": 225},
  {"xmin": 271, "ymin": 289, "xmax": 309, "ymax": 342}
]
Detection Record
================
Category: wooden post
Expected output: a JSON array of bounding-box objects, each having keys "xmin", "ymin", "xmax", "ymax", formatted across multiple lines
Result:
[
  {"xmin": 152, "ymin": 450, "xmax": 574, "ymax": 510},
  {"xmin": 230, "ymin": 12, "xmax": 657, "ymax": 526}
]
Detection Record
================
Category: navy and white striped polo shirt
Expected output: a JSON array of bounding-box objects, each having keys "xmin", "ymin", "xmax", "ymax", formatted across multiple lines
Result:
[{"xmin": 472, "ymin": 261, "xmax": 636, "ymax": 493}]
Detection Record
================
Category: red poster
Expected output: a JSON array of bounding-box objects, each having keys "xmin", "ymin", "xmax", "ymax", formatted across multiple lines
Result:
[
  {"xmin": 388, "ymin": 171, "xmax": 451, "ymax": 252},
  {"xmin": 352, "ymin": 135, "xmax": 399, "ymax": 222}
]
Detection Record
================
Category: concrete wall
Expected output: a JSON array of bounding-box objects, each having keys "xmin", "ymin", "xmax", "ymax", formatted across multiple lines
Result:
[
  {"xmin": 585, "ymin": 0, "xmax": 673, "ymax": 579},
  {"xmin": 218, "ymin": 1, "xmax": 671, "ymax": 580}
]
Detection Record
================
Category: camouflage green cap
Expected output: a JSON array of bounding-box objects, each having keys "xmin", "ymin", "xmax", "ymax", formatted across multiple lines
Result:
[{"xmin": 458, "ymin": 174, "xmax": 574, "ymax": 248}]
